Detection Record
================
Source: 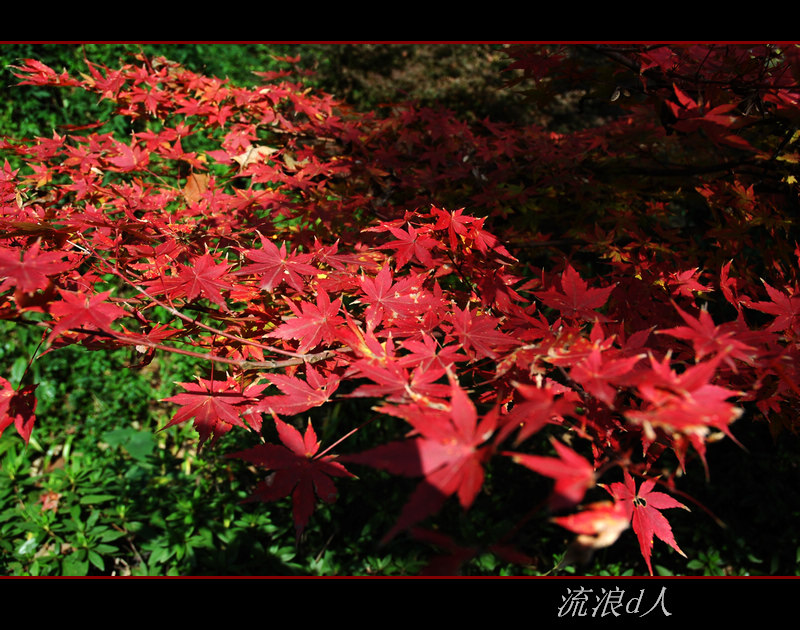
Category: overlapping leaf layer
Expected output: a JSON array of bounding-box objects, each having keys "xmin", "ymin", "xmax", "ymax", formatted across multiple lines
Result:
[{"xmin": 2, "ymin": 45, "xmax": 800, "ymax": 574}]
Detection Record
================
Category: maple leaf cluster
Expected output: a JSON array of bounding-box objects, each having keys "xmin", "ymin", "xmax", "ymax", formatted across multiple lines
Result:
[{"xmin": 2, "ymin": 45, "xmax": 800, "ymax": 574}]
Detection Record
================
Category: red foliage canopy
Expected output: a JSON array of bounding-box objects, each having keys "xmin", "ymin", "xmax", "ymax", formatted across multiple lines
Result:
[{"xmin": 2, "ymin": 44, "xmax": 800, "ymax": 574}]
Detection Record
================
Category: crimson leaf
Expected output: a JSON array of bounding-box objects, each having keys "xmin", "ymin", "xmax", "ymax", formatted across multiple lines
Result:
[
  {"xmin": 163, "ymin": 377, "xmax": 267, "ymax": 448},
  {"xmin": 230, "ymin": 417, "xmax": 354, "ymax": 539},
  {"xmin": 605, "ymin": 470, "xmax": 689, "ymax": 575},
  {"xmin": 342, "ymin": 380, "xmax": 497, "ymax": 543},
  {"xmin": 535, "ymin": 263, "xmax": 615, "ymax": 321},
  {"xmin": 504, "ymin": 437, "xmax": 595, "ymax": 511}
]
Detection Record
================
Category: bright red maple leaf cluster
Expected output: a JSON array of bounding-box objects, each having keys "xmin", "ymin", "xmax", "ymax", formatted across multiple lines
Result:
[{"xmin": 2, "ymin": 45, "xmax": 800, "ymax": 575}]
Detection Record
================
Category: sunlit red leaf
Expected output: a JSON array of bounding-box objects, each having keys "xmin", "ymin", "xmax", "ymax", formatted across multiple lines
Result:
[
  {"xmin": 253, "ymin": 366, "xmax": 340, "ymax": 416},
  {"xmin": 504, "ymin": 438, "xmax": 596, "ymax": 511},
  {"xmin": 163, "ymin": 377, "xmax": 267, "ymax": 448},
  {"xmin": 237, "ymin": 233, "xmax": 317, "ymax": 293},
  {"xmin": 48, "ymin": 289, "xmax": 128, "ymax": 340},
  {"xmin": 449, "ymin": 305, "xmax": 518, "ymax": 360},
  {"xmin": 230, "ymin": 417, "xmax": 355, "ymax": 539},
  {"xmin": 342, "ymin": 380, "xmax": 497, "ymax": 542},
  {"xmin": 271, "ymin": 291, "xmax": 344, "ymax": 353},
  {"xmin": 0, "ymin": 378, "xmax": 37, "ymax": 445},
  {"xmin": 0, "ymin": 240, "xmax": 72, "ymax": 294},
  {"xmin": 605, "ymin": 470, "xmax": 689, "ymax": 575}
]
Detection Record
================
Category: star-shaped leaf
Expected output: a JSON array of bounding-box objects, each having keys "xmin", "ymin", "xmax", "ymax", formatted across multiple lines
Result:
[
  {"xmin": 535, "ymin": 264, "xmax": 615, "ymax": 321},
  {"xmin": 237, "ymin": 233, "xmax": 317, "ymax": 293},
  {"xmin": 605, "ymin": 470, "xmax": 689, "ymax": 575},
  {"xmin": 253, "ymin": 366, "xmax": 340, "ymax": 416},
  {"xmin": 48, "ymin": 289, "xmax": 128, "ymax": 341},
  {"xmin": 0, "ymin": 240, "xmax": 72, "ymax": 294},
  {"xmin": 163, "ymin": 377, "xmax": 266, "ymax": 448},
  {"xmin": 342, "ymin": 380, "xmax": 497, "ymax": 542},
  {"xmin": 271, "ymin": 291, "xmax": 344, "ymax": 353},
  {"xmin": 230, "ymin": 418, "xmax": 355, "ymax": 539}
]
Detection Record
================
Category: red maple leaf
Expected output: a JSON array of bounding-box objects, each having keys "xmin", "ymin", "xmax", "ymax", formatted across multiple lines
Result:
[
  {"xmin": 358, "ymin": 264, "xmax": 425, "ymax": 325},
  {"xmin": 664, "ymin": 267, "xmax": 712, "ymax": 299},
  {"xmin": 341, "ymin": 380, "xmax": 497, "ymax": 543},
  {"xmin": 152, "ymin": 252, "xmax": 235, "ymax": 311},
  {"xmin": 0, "ymin": 240, "xmax": 72, "ymax": 294},
  {"xmin": 496, "ymin": 380, "xmax": 578, "ymax": 445},
  {"xmin": 377, "ymin": 223, "xmax": 440, "ymax": 268},
  {"xmin": 230, "ymin": 417, "xmax": 355, "ymax": 539},
  {"xmin": 177, "ymin": 254, "xmax": 233, "ymax": 310},
  {"xmin": 253, "ymin": 366, "xmax": 340, "ymax": 416},
  {"xmin": 106, "ymin": 141, "xmax": 148, "ymax": 172},
  {"xmin": 236, "ymin": 234, "xmax": 317, "ymax": 293},
  {"xmin": 667, "ymin": 85, "xmax": 755, "ymax": 151},
  {"xmin": 0, "ymin": 378, "xmax": 37, "ymax": 444},
  {"xmin": 10, "ymin": 58, "xmax": 80, "ymax": 87},
  {"xmin": 568, "ymin": 345, "xmax": 644, "ymax": 408},
  {"xmin": 271, "ymin": 291, "xmax": 344, "ymax": 353},
  {"xmin": 141, "ymin": 252, "xmax": 233, "ymax": 309},
  {"xmin": 348, "ymin": 358, "xmax": 412, "ymax": 401},
  {"xmin": 48, "ymin": 289, "xmax": 128, "ymax": 340},
  {"xmin": 163, "ymin": 376, "xmax": 267, "ymax": 448},
  {"xmin": 535, "ymin": 264, "xmax": 615, "ymax": 321},
  {"xmin": 504, "ymin": 437, "xmax": 595, "ymax": 511},
  {"xmin": 720, "ymin": 260, "xmax": 745, "ymax": 312},
  {"xmin": 448, "ymin": 305, "xmax": 518, "ymax": 360},
  {"xmin": 397, "ymin": 335, "xmax": 468, "ymax": 372},
  {"xmin": 430, "ymin": 206, "xmax": 480, "ymax": 250},
  {"xmin": 626, "ymin": 353, "xmax": 743, "ymax": 470},
  {"xmin": 605, "ymin": 470, "xmax": 689, "ymax": 575},
  {"xmin": 658, "ymin": 301, "xmax": 758, "ymax": 368},
  {"xmin": 745, "ymin": 279, "xmax": 800, "ymax": 333}
]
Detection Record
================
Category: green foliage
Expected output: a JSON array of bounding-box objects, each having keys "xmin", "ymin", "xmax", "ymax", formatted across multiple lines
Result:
[{"xmin": 0, "ymin": 319, "xmax": 299, "ymax": 575}]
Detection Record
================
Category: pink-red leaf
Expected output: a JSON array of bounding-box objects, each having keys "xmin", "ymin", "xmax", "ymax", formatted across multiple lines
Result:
[
  {"xmin": 0, "ymin": 378, "xmax": 37, "ymax": 445},
  {"xmin": 449, "ymin": 305, "xmax": 518, "ymax": 360},
  {"xmin": 0, "ymin": 240, "xmax": 72, "ymax": 294},
  {"xmin": 163, "ymin": 377, "xmax": 266, "ymax": 448},
  {"xmin": 237, "ymin": 234, "xmax": 317, "ymax": 293},
  {"xmin": 48, "ymin": 290, "xmax": 128, "ymax": 340},
  {"xmin": 535, "ymin": 264, "xmax": 615, "ymax": 321},
  {"xmin": 606, "ymin": 470, "xmax": 689, "ymax": 575},
  {"xmin": 230, "ymin": 418, "xmax": 355, "ymax": 539},
  {"xmin": 342, "ymin": 381, "xmax": 497, "ymax": 542},
  {"xmin": 271, "ymin": 291, "xmax": 344, "ymax": 353},
  {"xmin": 253, "ymin": 366, "xmax": 340, "ymax": 416},
  {"xmin": 504, "ymin": 438, "xmax": 595, "ymax": 510}
]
